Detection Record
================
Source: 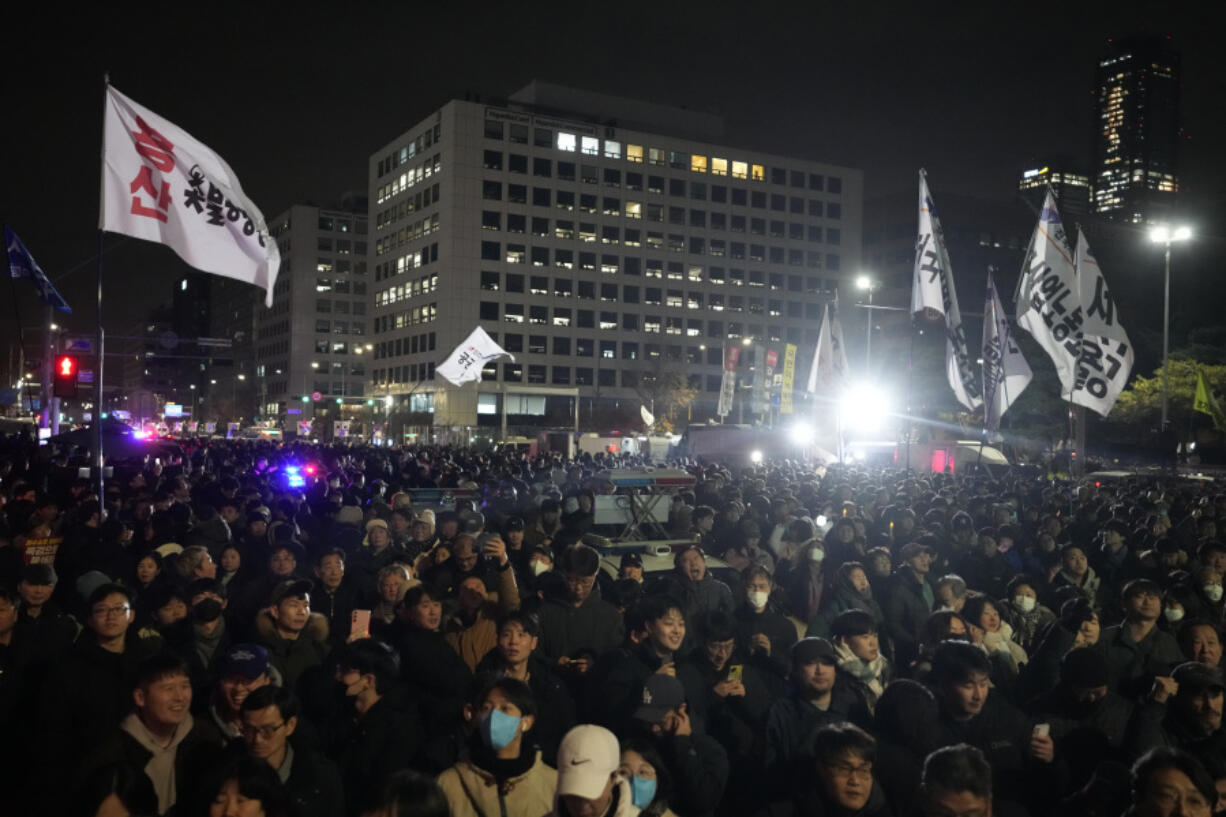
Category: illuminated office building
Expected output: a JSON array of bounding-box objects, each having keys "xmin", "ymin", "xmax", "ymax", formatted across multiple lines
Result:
[
  {"xmin": 367, "ymin": 82, "xmax": 862, "ymax": 433},
  {"xmin": 1091, "ymin": 34, "xmax": 1181, "ymax": 223}
]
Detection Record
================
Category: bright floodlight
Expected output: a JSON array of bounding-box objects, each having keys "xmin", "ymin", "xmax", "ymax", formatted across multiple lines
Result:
[
  {"xmin": 750, "ymin": 449, "xmax": 764, "ymax": 464},
  {"xmin": 855, "ymin": 275, "xmax": 872, "ymax": 290},
  {"xmin": 789, "ymin": 423, "xmax": 815, "ymax": 446},
  {"xmin": 841, "ymin": 383, "xmax": 890, "ymax": 432},
  {"xmin": 383, "ymin": 395, "xmax": 394, "ymax": 408},
  {"xmin": 1150, "ymin": 225, "xmax": 1192, "ymax": 244}
]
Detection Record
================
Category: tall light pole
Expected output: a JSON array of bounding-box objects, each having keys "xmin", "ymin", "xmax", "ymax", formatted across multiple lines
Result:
[
  {"xmin": 1149, "ymin": 225, "xmax": 1192, "ymax": 429},
  {"xmin": 855, "ymin": 274, "xmax": 877, "ymax": 371}
]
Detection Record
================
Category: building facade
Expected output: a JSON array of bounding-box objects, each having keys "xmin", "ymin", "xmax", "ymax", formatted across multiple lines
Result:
[
  {"xmin": 1091, "ymin": 34, "xmax": 1181, "ymax": 224},
  {"xmin": 368, "ymin": 82, "xmax": 862, "ymax": 433},
  {"xmin": 255, "ymin": 202, "xmax": 369, "ymax": 431},
  {"xmin": 1018, "ymin": 163, "xmax": 1091, "ymax": 220}
]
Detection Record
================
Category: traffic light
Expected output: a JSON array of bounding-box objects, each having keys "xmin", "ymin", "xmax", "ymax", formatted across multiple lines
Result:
[{"xmin": 53, "ymin": 355, "xmax": 78, "ymax": 399}]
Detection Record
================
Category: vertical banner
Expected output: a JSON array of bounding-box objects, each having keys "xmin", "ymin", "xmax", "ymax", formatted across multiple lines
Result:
[
  {"xmin": 982, "ymin": 272, "xmax": 1032, "ymax": 431},
  {"xmin": 912, "ymin": 171, "xmax": 982, "ymax": 410},
  {"xmin": 717, "ymin": 344, "xmax": 740, "ymax": 417},
  {"xmin": 1015, "ymin": 190, "xmax": 1082, "ymax": 395},
  {"xmin": 780, "ymin": 344, "xmax": 798, "ymax": 414},
  {"xmin": 1071, "ymin": 232, "xmax": 1133, "ymax": 416},
  {"xmin": 754, "ymin": 349, "xmax": 778, "ymax": 415}
]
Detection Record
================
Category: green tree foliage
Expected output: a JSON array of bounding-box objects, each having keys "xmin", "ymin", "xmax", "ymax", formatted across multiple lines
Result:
[{"xmin": 1112, "ymin": 360, "xmax": 1226, "ymax": 427}]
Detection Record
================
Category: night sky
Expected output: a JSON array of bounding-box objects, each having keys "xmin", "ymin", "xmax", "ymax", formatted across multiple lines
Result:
[{"xmin": 3, "ymin": 1, "xmax": 1221, "ymax": 383}]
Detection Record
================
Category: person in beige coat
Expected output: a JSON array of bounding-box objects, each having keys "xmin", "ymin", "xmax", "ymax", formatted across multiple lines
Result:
[{"xmin": 437, "ymin": 676, "xmax": 556, "ymax": 817}]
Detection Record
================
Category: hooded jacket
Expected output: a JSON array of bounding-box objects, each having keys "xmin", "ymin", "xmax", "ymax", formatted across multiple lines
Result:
[{"xmin": 253, "ymin": 609, "xmax": 330, "ymax": 690}]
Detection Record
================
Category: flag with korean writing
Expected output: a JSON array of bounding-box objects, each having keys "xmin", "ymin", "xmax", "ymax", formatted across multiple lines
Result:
[
  {"xmin": 437, "ymin": 327, "xmax": 514, "ymax": 387},
  {"xmin": 1071, "ymin": 232, "xmax": 1133, "ymax": 416},
  {"xmin": 1014, "ymin": 190, "xmax": 1081, "ymax": 396},
  {"xmin": 830, "ymin": 292, "xmax": 850, "ymax": 386},
  {"xmin": 911, "ymin": 171, "xmax": 982, "ymax": 410},
  {"xmin": 981, "ymin": 271, "xmax": 1031, "ymax": 431},
  {"xmin": 100, "ymin": 85, "xmax": 280, "ymax": 307},
  {"xmin": 5, "ymin": 225, "xmax": 71, "ymax": 313}
]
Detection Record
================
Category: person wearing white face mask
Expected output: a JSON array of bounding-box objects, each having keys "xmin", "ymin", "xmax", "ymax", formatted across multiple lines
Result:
[
  {"xmin": 1003, "ymin": 576, "xmax": 1055, "ymax": 654},
  {"xmin": 1194, "ymin": 566, "xmax": 1226, "ymax": 620},
  {"xmin": 776, "ymin": 519, "xmax": 826, "ymax": 623},
  {"xmin": 734, "ymin": 565, "xmax": 798, "ymax": 680}
]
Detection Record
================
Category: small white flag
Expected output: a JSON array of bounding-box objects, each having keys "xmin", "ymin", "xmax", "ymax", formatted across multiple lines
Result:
[
  {"xmin": 981, "ymin": 272, "xmax": 1032, "ymax": 431},
  {"xmin": 1071, "ymin": 232, "xmax": 1133, "ymax": 417},
  {"xmin": 640, "ymin": 405, "xmax": 655, "ymax": 426},
  {"xmin": 101, "ymin": 86, "xmax": 280, "ymax": 307},
  {"xmin": 830, "ymin": 292, "xmax": 850, "ymax": 385},
  {"xmin": 807, "ymin": 304, "xmax": 834, "ymax": 393},
  {"xmin": 436, "ymin": 327, "xmax": 514, "ymax": 386},
  {"xmin": 912, "ymin": 171, "xmax": 982, "ymax": 410},
  {"xmin": 1015, "ymin": 190, "xmax": 1081, "ymax": 396}
]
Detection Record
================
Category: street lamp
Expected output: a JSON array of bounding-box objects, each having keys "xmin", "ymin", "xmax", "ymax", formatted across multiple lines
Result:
[
  {"xmin": 856, "ymin": 274, "xmax": 877, "ymax": 371},
  {"xmin": 1149, "ymin": 225, "xmax": 1193, "ymax": 429}
]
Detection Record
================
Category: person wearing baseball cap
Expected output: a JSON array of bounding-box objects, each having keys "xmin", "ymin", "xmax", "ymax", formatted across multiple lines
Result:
[
  {"xmin": 552, "ymin": 724, "xmax": 638, "ymax": 817},
  {"xmin": 1129, "ymin": 662, "xmax": 1226, "ymax": 764},
  {"xmin": 626, "ymin": 672, "xmax": 729, "ymax": 815},
  {"xmin": 203, "ymin": 643, "xmax": 274, "ymax": 741},
  {"xmin": 763, "ymin": 637, "xmax": 862, "ymax": 799}
]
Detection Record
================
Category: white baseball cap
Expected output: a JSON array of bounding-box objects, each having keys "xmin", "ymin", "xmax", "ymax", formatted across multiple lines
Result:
[{"xmin": 555, "ymin": 725, "xmax": 620, "ymax": 800}]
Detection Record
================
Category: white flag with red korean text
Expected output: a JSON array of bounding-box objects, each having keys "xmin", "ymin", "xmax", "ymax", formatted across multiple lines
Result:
[{"xmin": 101, "ymin": 85, "xmax": 280, "ymax": 307}]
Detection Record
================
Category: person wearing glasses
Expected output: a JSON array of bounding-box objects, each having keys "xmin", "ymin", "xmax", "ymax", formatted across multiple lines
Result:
[
  {"xmin": 33, "ymin": 582, "xmax": 164, "ymax": 813},
  {"xmin": 791, "ymin": 722, "xmax": 891, "ymax": 817},
  {"xmin": 194, "ymin": 643, "xmax": 277, "ymax": 743},
  {"xmin": 239, "ymin": 685, "xmax": 344, "ymax": 817}
]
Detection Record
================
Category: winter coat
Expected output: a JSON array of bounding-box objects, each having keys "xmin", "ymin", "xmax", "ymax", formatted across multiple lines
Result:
[
  {"xmin": 283, "ymin": 745, "xmax": 347, "ymax": 817},
  {"xmin": 764, "ymin": 681, "xmax": 871, "ymax": 797},
  {"xmin": 333, "ymin": 694, "xmax": 425, "ymax": 817},
  {"xmin": 438, "ymin": 751, "xmax": 558, "ymax": 817},
  {"xmin": 1096, "ymin": 621, "xmax": 1184, "ymax": 699},
  {"xmin": 312, "ymin": 579, "xmax": 368, "ymax": 648},
  {"xmin": 586, "ymin": 642, "xmax": 708, "ymax": 735},
  {"xmin": 253, "ymin": 609, "xmax": 331, "ymax": 690},
  {"xmin": 537, "ymin": 592, "xmax": 624, "ymax": 663},
  {"xmin": 881, "ymin": 568, "xmax": 934, "ymax": 667},
  {"xmin": 77, "ymin": 714, "xmax": 223, "ymax": 817},
  {"xmin": 807, "ymin": 580, "xmax": 885, "ymax": 641},
  {"xmin": 397, "ymin": 626, "xmax": 474, "ymax": 741},
  {"xmin": 734, "ymin": 602, "xmax": 799, "ymax": 680},
  {"xmin": 670, "ymin": 571, "xmax": 736, "ymax": 623}
]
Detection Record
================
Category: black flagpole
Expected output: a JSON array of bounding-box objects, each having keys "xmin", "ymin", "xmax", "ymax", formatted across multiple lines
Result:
[{"xmin": 95, "ymin": 73, "xmax": 108, "ymax": 505}]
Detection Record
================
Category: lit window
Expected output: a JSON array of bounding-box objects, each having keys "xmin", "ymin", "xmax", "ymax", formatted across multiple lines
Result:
[
  {"xmin": 711, "ymin": 158, "xmax": 728, "ymax": 176},
  {"xmin": 691, "ymin": 155, "xmax": 708, "ymax": 173},
  {"xmin": 648, "ymin": 147, "xmax": 666, "ymax": 166},
  {"xmin": 581, "ymin": 136, "xmax": 599, "ymax": 156},
  {"xmin": 627, "ymin": 144, "xmax": 644, "ymax": 163},
  {"xmin": 604, "ymin": 140, "xmax": 622, "ymax": 159},
  {"xmin": 557, "ymin": 132, "xmax": 577, "ymax": 152},
  {"xmin": 625, "ymin": 201, "xmax": 642, "ymax": 220},
  {"xmin": 751, "ymin": 164, "xmax": 765, "ymax": 181},
  {"xmin": 731, "ymin": 161, "xmax": 748, "ymax": 179}
]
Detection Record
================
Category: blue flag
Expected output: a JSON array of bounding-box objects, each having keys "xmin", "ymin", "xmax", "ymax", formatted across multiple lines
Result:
[{"xmin": 5, "ymin": 225, "xmax": 71, "ymax": 314}]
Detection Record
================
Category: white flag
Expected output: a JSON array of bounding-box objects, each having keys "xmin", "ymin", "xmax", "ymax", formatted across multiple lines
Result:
[
  {"xmin": 982, "ymin": 272, "xmax": 1032, "ymax": 431},
  {"xmin": 436, "ymin": 327, "xmax": 514, "ymax": 386},
  {"xmin": 101, "ymin": 86, "xmax": 280, "ymax": 307},
  {"xmin": 1015, "ymin": 190, "xmax": 1081, "ymax": 396},
  {"xmin": 807, "ymin": 305, "xmax": 830, "ymax": 393},
  {"xmin": 830, "ymin": 292, "xmax": 850, "ymax": 385},
  {"xmin": 912, "ymin": 171, "xmax": 982, "ymax": 410},
  {"xmin": 1071, "ymin": 232, "xmax": 1134, "ymax": 416},
  {"xmin": 640, "ymin": 405, "xmax": 655, "ymax": 426}
]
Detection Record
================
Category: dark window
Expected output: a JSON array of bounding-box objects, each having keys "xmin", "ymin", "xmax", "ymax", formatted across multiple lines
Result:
[
  {"xmin": 508, "ymin": 154, "xmax": 527, "ymax": 174},
  {"xmin": 482, "ymin": 180, "xmax": 502, "ymax": 200},
  {"xmin": 483, "ymin": 150, "xmax": 503, "ymax": 170},
  {"xmin": 480, "ymin": 241, "xmax": 499, "ymax": 260},
  {"xmin": 479, "ymin": 301, "xmax": 499, "ymax": 320},
  {"xmin": 533, "ymin": 157, "xmax": 552, "ymax": 177}
]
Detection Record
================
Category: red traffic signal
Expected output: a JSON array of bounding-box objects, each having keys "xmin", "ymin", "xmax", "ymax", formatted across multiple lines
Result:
[{"xmin": 53, "ymin": 355, "xmax": 78, "ymax": 399}]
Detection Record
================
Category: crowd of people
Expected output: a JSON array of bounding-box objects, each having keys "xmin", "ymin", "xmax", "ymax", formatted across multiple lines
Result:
[{"xmin": 0, "ymin": 434, "xmax": 1224, "ymax": 817}]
